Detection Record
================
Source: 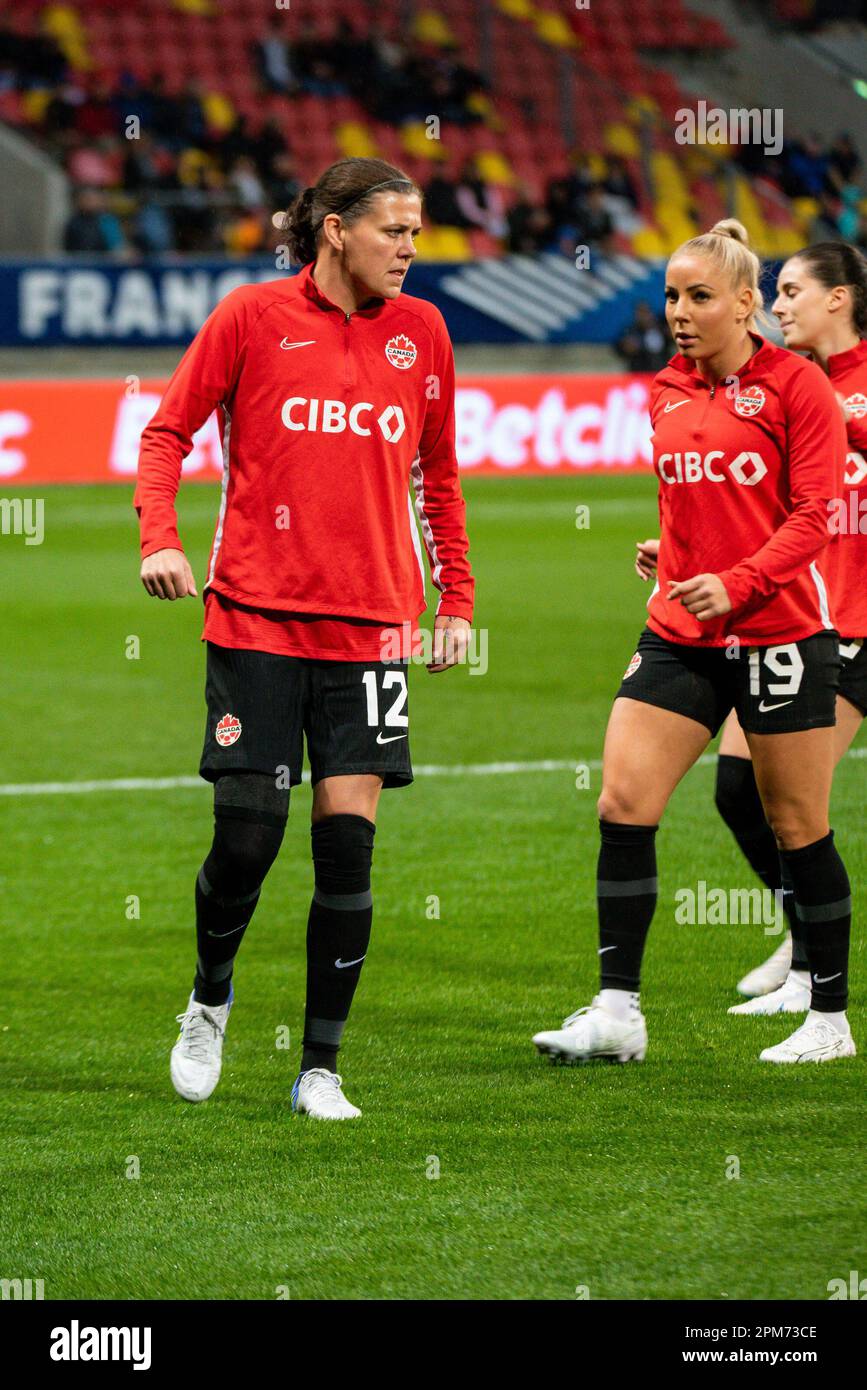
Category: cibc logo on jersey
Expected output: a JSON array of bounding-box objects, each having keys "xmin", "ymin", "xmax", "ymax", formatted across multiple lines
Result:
[
  {"xmin": 658, "ymin": 450, "xmax": 768, "ymax": 486},
  {"xmin": 280, "ymin": 398, "xmax": 406, "ymax": 442}
]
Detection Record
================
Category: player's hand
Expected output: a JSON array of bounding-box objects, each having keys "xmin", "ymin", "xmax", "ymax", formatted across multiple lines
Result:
[
  {"xmin": 427, "ymin": 615, "xmax": 471, "ymax": 673},
  {"xmin": 140, "ymin": 548, "xmax": 198, "ymax": 600},
  {"xmin": 667, "ymin": 573, "xmax": 731, "ymax": 621},
  {"xmin": 635, "ymin": 537, "xmax": 660, "ymax": 581}
]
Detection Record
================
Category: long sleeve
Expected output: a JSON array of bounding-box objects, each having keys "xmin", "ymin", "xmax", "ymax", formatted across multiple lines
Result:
[
  {"xmin": 134, "ymin": 290, "xmax": 248, "ymax": 558},
  {"xmin": 410, "ymin": 315, "xmax": 475, "ymax": 621},
  {"xmin": 717, "ymin": 365, "xmax": 846, "ymax": 613}
]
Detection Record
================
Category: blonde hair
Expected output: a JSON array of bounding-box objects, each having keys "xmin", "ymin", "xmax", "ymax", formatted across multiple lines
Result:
[{"xmin": 671, "ymin": 219, "xmax": 771, "ymax": 333}]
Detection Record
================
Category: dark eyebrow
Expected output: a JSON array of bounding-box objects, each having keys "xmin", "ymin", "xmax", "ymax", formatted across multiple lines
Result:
[
  {"xmin": 664, "ymin": 282, "xmax": 713, "ymax": 292},
  {"xmin": 386, "ymin": 223, "xmax": 423, "ymax": 233}
]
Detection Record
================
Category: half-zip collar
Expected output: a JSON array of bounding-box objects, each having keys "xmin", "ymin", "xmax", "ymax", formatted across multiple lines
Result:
[{"xmin": 296, "ymin": 260, "xmax": 386, "ymax": 323}]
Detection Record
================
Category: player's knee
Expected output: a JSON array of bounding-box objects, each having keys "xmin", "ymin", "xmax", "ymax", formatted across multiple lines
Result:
[
  {"xmin": 203, "ymin": 773, "xmax": 288, "ymax": 900},
  {"xmin": 311, "ymin": 813, "xmax": 375, "ymax": 896},
  {"xmin": 761, "ymin": 799, "xmax": 825, "ymax": 852},
  {"xmin": 598, "ymin": 783, "xmax": 651, "ymax": 825}
]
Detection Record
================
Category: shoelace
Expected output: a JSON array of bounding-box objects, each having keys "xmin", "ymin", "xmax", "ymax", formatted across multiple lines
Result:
[
  {"xmin": 175, "ymin": 1008, "xmax": 224, "ymax": 1064},
  {"xmin": 302, "ymin": 1070, "xmax": 345, "ymax": 1105}
]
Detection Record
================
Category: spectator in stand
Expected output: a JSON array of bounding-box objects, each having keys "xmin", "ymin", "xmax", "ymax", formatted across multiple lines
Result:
[
  {"xmin": 228, "ymin": 155, "xmax": 266, "ymax": 211},
  {"xmin": 507, "ymin": 186, "xmax": 554, "ymax": 254},
  {"xmin": 251, "ymin": 116, "xmax": 289, "ymax": 184},
  {"xmin": 67, "ymin": 134, "xmax": 121, "ymax": 188},
  {"xmin": 253, "ymin": 14, "xmax": 298, "ymax": 95},
  {"xmin": 782, "ymin": 133, "xmax": 828, "ymax": 199},
  {"xmin": 455, "ymin": 159, "xmax": 508, "ymax": 241},
  {"xmin": 75, "ymin": 78, "xmax": 118, "ymax": 140},
  {"xmin": 827, "ymin": 132, "xmax": 862, "ymax": 190},
  {"xmin": 424, "ymin": 170, "xmax": 472, "ymax": 229},
  {"xmin": 604, "ymin": 154, "xmax": 639, "ymax": 209},
  {"xmin": 266, "ymin": 150, "xmax": 301, "ymax": 214},
  {"xmin": 615, "ymin": 300, "xmax": 670, "ymax": 374},
  {"xmin": 122, "ymin": 131, "xmax": 167, "ymax": 194},
  {"xmin": 132, "ymin": 201, "xmax": 174, "ymax": 256},
  {"xmin": 812, "ymin": 188, "xmax": 845, "ymax": 240},
  {"xmin": 63, "ymin": 186, "xmax": 126, "ymax": 254},
  {"xmin": 570, "ymin": 184, "xmax": 615, "ymax": 257},
  {"xmin": 293, "ymin": 17, "xmax": 346, "ymax": 96},
  {"xmin": 148, "ymin": 74, "xmax": 182, "ymax": 147},
  {"xmin": 177, "ymin": 80, "xmax": 207, "ymax": 148}
]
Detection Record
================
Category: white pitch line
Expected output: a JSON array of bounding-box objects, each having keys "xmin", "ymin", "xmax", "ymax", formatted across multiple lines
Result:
[{"xmin": 2, "ymin": 747, "xmax": 865, "ymax": 797}]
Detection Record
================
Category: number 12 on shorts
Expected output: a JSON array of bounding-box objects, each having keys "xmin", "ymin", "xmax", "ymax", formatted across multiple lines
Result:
[{"xmin": 362, "ymin": 669, "xmax": 409, "ymax": 728}]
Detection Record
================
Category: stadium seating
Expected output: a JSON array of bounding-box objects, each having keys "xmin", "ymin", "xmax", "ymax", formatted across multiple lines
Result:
[{"xmin": 0, "ymin": 0, "xmax": 815, "ymax": 258}]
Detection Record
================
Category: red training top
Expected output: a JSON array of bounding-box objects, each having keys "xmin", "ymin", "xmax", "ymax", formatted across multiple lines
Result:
[
  {"xmin": 823, "ymin": 339, "xmax": 867, "ymax": 639},
  {"xmin": 646, "ymin": 333, "xmax": 846, "ymax": 647},
  {"xmin": 134, "ymin": 262, "xmax": 474, "ymax": 660}
]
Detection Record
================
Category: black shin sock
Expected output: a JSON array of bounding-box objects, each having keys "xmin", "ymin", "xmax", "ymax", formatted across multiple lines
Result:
[
  {"xmin": 715, "ymin": 754, "xmax": 805, "ymax": 964},
  {"xmin": 193, "ymin": 805, "xmax": 286, "ymax": 1006},
  {"xmin": 779, "ymin": 832, "xmax": 851, "ymax": 1014},
  {"xmin": 301, "ymin": 815, "xmax": 375, "ymax": 1073},
  {"xmin": 597, "ymin": 820, "xmax": 658, "ymax": 992}
]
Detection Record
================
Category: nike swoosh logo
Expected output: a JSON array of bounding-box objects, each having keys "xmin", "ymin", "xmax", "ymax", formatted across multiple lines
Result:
[
  {"xmin": 206, "ymin": 922, "xmax": 248, "ymax": 939},
  {"xmin": 663, "ymin": 399, "xmax": 690, "ymax": 413},
  {"xmin": 598, "ymin": 945, "xmax": 617, "ymax": 954},
  {"xmin": 335, "ymin": 955, "xmax": 366, "ymax": 969},
  {"xmin": 758, "ymin": 699, "xmax": 793, "ymax": 712},
  {"xmin": 813, "ymin": 972, "xmax": 841, "ymax": 984},
  {"xmin": 376, "ymin": 732, "xmax": 407, "ymax": 744},
  {"xmin": 280, "ymin": 338, "xmax": 316, "ymax": 350}
]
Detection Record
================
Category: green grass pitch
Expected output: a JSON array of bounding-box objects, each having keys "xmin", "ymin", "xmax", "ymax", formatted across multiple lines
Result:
[{"xmin": 0, "ymin": 475, "xmax": 864, "ymax": 1300}]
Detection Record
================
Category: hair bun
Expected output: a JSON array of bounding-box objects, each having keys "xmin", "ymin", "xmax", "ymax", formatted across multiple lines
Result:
[{"xmin": 709, "ymin": 218, "xmax": 750, "ymax": 246}]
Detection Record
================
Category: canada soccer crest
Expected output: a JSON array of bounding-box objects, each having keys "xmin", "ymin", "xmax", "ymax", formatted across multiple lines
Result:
[
  {"xmin": 845, "ymin": 392, "xmax": 867, "ymax": 420},
  {"xmin": 215, "ymin": 713, "xmax": 242, "ymax": 746},
  {"xmin": 623, "ymin": 652, "xmax": 642, "ymax": 679},
  {"xmin": 385, "ymin": 334, "xmax": 417, "ymax": 370},
  {"xmin": 734, "ymin": 385, "xmax": 766, "ymax": 418}
]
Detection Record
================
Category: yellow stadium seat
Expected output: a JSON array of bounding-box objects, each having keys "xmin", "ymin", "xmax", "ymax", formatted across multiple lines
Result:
[
  {"xmin": 203, "ymin": 91, "xmax": 235, "ymax": 134},
  {"xmin": 413, "ymin": 227, "xmax": 473, "ymax": 262},
  {"xmin": 173, "ymin": 0, "xmax": 215, "ymax": 14},
  {"xmin": 604, "ymin": 122, "xmax": 640, "ymax": 159},
  {"xmin": 466, "ymin": 91, "xmax": 504, "ymax": 131},
  {"xmin": 337, "ymin": 122, "xmax": 381, "ymax": 159},
  {"xmin": 21, "ymin": 88, "xmax": 53, "ymax": 123},
  {"xmin": 651, "ymin": 153, "xmax": 691, "ymax": 206},
  {"xmin": 474, "ymin": 149, "xmax": 515, "ymax": 185},
  {"xmin": 412, "ymin": 11, "xmax": 457, "ymax": 47},
  {"xmin": 790, "ymin": 196, "xmax": 819, "ymax": 232},
  {"xmin": 399, "ymin": 122, "xmax": 446, "ymax": 160},
  {"xmin": 495, "ymin": 0, "xmax": 536, "ymax": 20},
  {"xmin": 41, "ymin": 3, "xmax": 91, "ymax": 71},
  {"xmin": 533, "ymin": 9, "xmax": 579, "ymax": 47},
  {"xmin": 631, "ymin": 226, "xmax": 667, "ymax": 257}
]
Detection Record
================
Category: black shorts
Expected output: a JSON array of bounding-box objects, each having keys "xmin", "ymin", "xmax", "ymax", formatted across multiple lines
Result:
[
  {"xmin": 838, "ymin": 637, "xmax": 867, "ymax": 716},
  {"xmin": 199, "ymin": 643, "xmax": 413, "ymax": 789},
  {"xmin": 615, "ymin": 628, "xmax": 840, "ymax": 736}
]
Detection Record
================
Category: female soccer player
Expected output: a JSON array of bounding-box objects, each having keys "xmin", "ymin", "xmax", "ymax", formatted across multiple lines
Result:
[
  {"xmin": 533, "ymin": 219, "xmax": 856, "ymax": 1065},
  {"xmin": 633, "ymin": 243, "xmax": 867, "ymax": 1016},
  {"xmin": 134, "ymin": 157, "xmax": 474, "ymax": 1119},
  {"xmin": 715, "ymin": 243, "xmax": 867, "ymax": 1014}
]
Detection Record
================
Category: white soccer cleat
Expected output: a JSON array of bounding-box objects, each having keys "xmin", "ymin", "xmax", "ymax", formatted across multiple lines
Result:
[
  {"xmin": 532, "ymin": 996, "xmax": 647, "ymax": 1064},
  {"xmin": 170, "ymin": 990, "xmax": 232, "ymax": 1102},
  {"xmin": 736, "ymin": 933, "xmax": 792, "ymax": 997},
  {"xmin": 291, "ymin": 1068, "xmax": 361, "ymax": 1120},
  {"xmin": 728, "ymin": 970, "xmax": 810, "ymax": 1016},
  {"xmin": 759, "ymin": 1014, "xmax": 856, "ymax": 1064}
]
